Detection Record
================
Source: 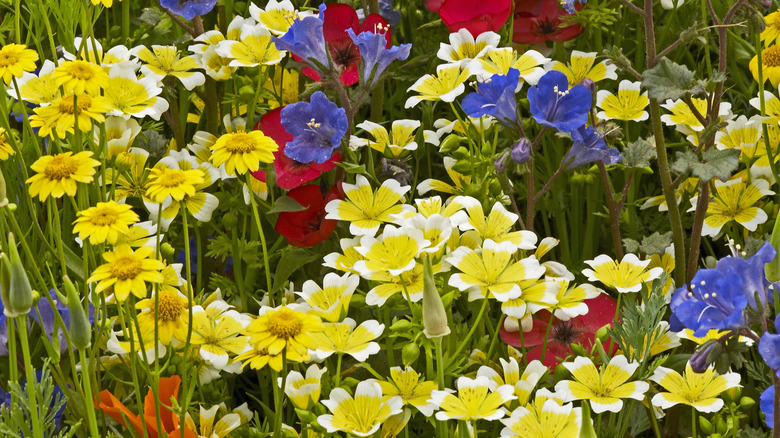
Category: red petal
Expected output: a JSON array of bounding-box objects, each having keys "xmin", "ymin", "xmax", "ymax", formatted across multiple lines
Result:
[
  {"xmin": 359, "ymin": 14, "xmax": 391, "ymax": 47},
  {"xmin": 439, "ymin": 0, "xmax": 512, "ymax": 34},
  {"xmin": 524, "ymin": 342, "xmax": 573, "ymax": 367},
  {"xmin": 259, "ymin": 107, "xmax": 293, "ymax": 147},
  {"xmin": 323, "ymin": 3, "xmax": 359, "ymax": 42}
]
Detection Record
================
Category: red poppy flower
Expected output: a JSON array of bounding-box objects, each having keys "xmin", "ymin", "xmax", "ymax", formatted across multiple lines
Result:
[
  {"xmin": 97, "ymin": 375, "xmax": 198, "ymax": 438},
  {"xmin": 275, "ymin": 183, "xmax": 343, "ymax": 247},
  {"xmin": 438, "ymin": 0, "xmax": 512, "ymax": 36},
  {"xmin": 513, "ymin": 0, "xmax": 584, "ymax": 44},
  {"xmin": 258, "ymin": 107, "xmax": 340, "ymax": 190},
  {"xmin": 425, "ymin": 0, "xmax": 445, "ymax": 13},
  {"xmin": 500, "ymin": 293, "xmax": 618, "ymax": 367},
  {"xmin": 301, "ymin": 4, "xmax": 391, "ymax": 86}
]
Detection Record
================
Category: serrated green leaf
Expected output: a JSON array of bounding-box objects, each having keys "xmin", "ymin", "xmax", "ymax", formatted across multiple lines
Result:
[
  {"xmin": 621, "ymin": 137, "xmax": 656, "ymax": 168},
  {"xmin": 640, "ymin": 232, "xmax": 673, "ymax": 255},
  {"xmin": 671, "ymin": 148, "xmax": 739, "ymax": 182},
  {"xmin": 623, "ymin": 238, "xmax": 640, "ymax": 254},
  {"xmin": 336, "ymin": 161, "xmax": 367, "ymax": 174},
  {"xmin": 267, "ymin": 195, "xmax": 306, "ymax": 214},
  {"xmin": 642, "ymin": 57, "xmax": 702, "ymax": 101}
]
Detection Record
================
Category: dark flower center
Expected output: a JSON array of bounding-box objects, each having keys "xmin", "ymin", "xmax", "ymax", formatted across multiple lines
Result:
[
  {"xmin": 329, "ymin": 39, "xmax": 360, "ymax": 68},
  {"xmin": 552, "ymin": 320, "xmax": 579, "ymax": 344}
]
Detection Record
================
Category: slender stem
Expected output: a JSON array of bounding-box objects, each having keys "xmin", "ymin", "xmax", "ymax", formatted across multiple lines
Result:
[
  {"xmin": 687, "ymin": 183, "xmax": 709, "ymax": 283},
  {"xmin": 14, "ymin": 0, "xmax": 20, "ymax": 44},
  {"xmin": 691, "ymin": 407, "xmax": 698, "ymax": 438},
  {"xmin": 445, "ymin": 298, "xmax": 489, "ymax": 369},
  {"xmin": 121, "ymin": 0, "xmax": 130, "ymax": 41},
  {"xmin": 17, "ymin": 317, "xmax": 43, "ymax": 438},
  {"xmin": 773, "ymin": 373, "xmax": 780, "ymax": 438},
  {"xmin": 78, "ymin": 348, "xmax": 101, "ymax": 438},
  {"xmin": 647, "ymin": 398, "xmax": 663, "ymax": 438},
  {"xmin": 272, "ymin": 352, "xmax": 287, "ymax": 438},
  {"xmin": 7, "ymin": 319, "xmax": 17, "ymax": 403},
  {"xmin": 179, "ymin": 205, "xmax": 195, "ymax": 438},
  {"xmin": 247, "ymin": 176, "xmax": 273, "ymax": 302},
  {"xmin": 526, "ymin": 156, "xmax": 535, "ymax": 231},
  {"xmin": 335, "ymin": 353, "xmax": 343, "ymax": 387},
  {"xmin": 539, "ymin": 312, "xmax": 555, "ymax": 364},
  {"xmin": 597, "ymin": 162, "xmax": 624, "ymax": 259},
  {"xmin": 533, "ymin": 167, "xmax": 564, "ymax": 203}
]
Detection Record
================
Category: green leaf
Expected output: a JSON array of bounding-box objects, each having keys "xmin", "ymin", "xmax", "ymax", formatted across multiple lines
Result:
[
  {"xmin": 621, "ymin": 137, "xmax": 656, "ymax": 168},
  {"xmin": 138, "ymin": 8, "xmax": 163, "ymax": 26},
  {"xmin": 267, "ymin": 195, "xmax": 306, "ymax": 214},
  {"xmin": 622, "ymin": 238, "xmax": 640, "ymax": 254},
  {"xmin": 336, "ymin": 161, "xmax": 367, "ymax": 174},
  {"xmin": 272, "ymin": 248, "xmax": 320, "ymax": 293},
  {"xmin": 671, "ymin": 148, "xmax": 739, "ymax": 182},
  {"xmin": 640, "ymin": 231, "xmax": 673, "ymax": 255},
  {"xmin": 642, "ymin": 58, "xmax": 702, "ymax": 101}
]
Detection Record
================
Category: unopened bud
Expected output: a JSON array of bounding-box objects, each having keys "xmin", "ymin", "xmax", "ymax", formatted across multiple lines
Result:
[
  {"xmin": 0, "ymin": 171, "xmax": 7, "ymax": 208},
  {"xmin": 6, "ymin": 233, "xmax": 32, "ymax": 317},
  {"xmin": 402, "ymin": 342, "xmax": 420, "ymax": 366},
  {"xmin": 64, "ymin": 276, "xmax": 91, "ymax": 350},
  {"xmin": 160, "ymin": 242, "xmax": 175, "ymax": 260},
  {"xmin": 579, "ymin": 78, "xmax": 596, "ymax": 93},
  {"xmin": 689, "ymin": 340, "xmax": 721, "ymax": 373},
  {"xmin": 439, "ymin": 134, "xmax": 463, "ymax": 154},
  {"xmin": 510, "ymin": 138, "xmax": 531, "ymax": 165},
  {"xmin": 422, "ymin": 256, "xmax": 450, "ymax": 338},
  {"xmin": 494, "ymin": 150, "xmax": 511, "ymax": 172}
]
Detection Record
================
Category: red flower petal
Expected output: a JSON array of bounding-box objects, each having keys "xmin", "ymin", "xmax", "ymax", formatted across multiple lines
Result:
[
  {"xmin": 359, "ymin": 14, "xmax": 391, "ymax": 47},
  {"xmin": 512, "ymin": 0, "xmax": 583, "ymax": 44},
  {"xmin": 439, "ymin": 0, "xmax": 512, "ymax": 35},
  {"xmin": 322, "ymin": 3, "xmax": 360, "ymax": 42},
  {"xmin": 275, "ymin": 183, "xmax": 342, "ymax": 247}
]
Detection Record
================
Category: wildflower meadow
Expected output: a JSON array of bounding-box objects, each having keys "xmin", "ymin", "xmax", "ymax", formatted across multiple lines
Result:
[{"xmin": 4, "ymin": 0, "xmax": 780, "ymax": 436}]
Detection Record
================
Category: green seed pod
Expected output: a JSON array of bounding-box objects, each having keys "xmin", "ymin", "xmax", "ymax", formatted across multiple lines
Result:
[
  {"xmin": 401, "ymin": 342, "xmax": 420, "ymax": 366},
  {"xmin": 422, "ymin": 255, "xmax": 450, "ymax": 339},
  {"xmin": 6, "ymin": 233, "xmax": 32, "ymax": 317},
  {"xmin": 64, "ymin": 276, "xmax": 91, "ymax": 350},
  {"xmin": 439, "ymin": 136, "xmax": 464, "ymax": 154}
]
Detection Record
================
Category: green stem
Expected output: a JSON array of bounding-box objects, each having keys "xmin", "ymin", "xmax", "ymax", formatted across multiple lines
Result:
[
  {"xmin": 7, "ymin": 319, "xmax": 17, "ymax": 404},
  {"xmin": 247, "ymin": 176, "xmax": 273, "ymax": 302},
  {"xmin": 691, "ymin": 407, "xmax": 698, "ymax": 438},
  {"xmin": 539, "ymin": 312, "xmax": 555, "ymax": 364},
  {"xmin": 121, "ymin": 0, "xmax": 130, "ymax": 41},
  {"xmin": 179, "ymin": 205, "xmax": 195, "ymax": 438},
  {"xmin": 78, "ymin": 348, "xmax": 101, "ymax": 438},
  {"xmin": 272, "ymin": 352, "xmax": 287, "ymax": 438},
  {"xmin": 17, "ymin": 317, "xmax": 43, "ymax": 438},
  {"xmin": 445, "ymin": 298, "xmax": 489, "ymax": 369}
]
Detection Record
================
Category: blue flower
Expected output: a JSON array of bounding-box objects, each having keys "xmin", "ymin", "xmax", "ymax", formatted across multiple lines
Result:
[
  {"xmin": 717, "ymin": 241, "xmax": 777, "ymax": 309},
  {"xmin": 461, "ymin": 68, "xmax": 520, "ymax": 128},
  {"xmin": 760, "ymin": 314, "xmax": 780, "ymax": 375},
  {"xmin": 561, "ymin": 125, "xmax": 621, "ymax": 170},
  {"xmin": 272, "ymin": 4, "xmax": 330, "ymax": 75},
  {"xmin": 356, "ymin": 0, "xmax": 402, "ymax": 26},
  {"xmin": 346, "ymin": 29, "xmax": 411, "ymax": 86},
  {"xmin": 762, "ymin": 385, "xmax": 775, "ymax": 428},
  {"xmin": 562, "ymin": 0, "xmax": 587, "ymax": 14},
  {"xmin": 280, "ymin": 91, "xmax": 348, "ymax": 164},
  {"xmin": 159, "ymin": 0, "xmax": 216, "ymax": 20},
  {"xmin": 527, "ymin": 70, "xmax": 591, "ymax": 133},
  {"xmin": 670, "ymin": 267, "xmax": 748, "ymax": 336}
]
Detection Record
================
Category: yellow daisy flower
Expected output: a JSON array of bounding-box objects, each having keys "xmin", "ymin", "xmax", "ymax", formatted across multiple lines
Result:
[
  {"xmin": 691, "ymin": 176, "xmax": 773, "ymax": 237},
  {"xmin": 30, "ymin": 92, "xmax": 112, "ymax": 139},
  {"xmin": 430, "ymin": 376, "xmax": 516, "ymax": 421},
  {"xmin": 135, "ymin": 289, "xmax": 190, "ymax": 345},
  {"xmin": 0, "ymin": 44, "xmax": 38, "ymax": 84},
  {"xmin": 190, "ymin": 300, "xmax": 250, "ymax": 370},
  {"xmin": 135, "ymin": 45, "xmax": 206, "ymax": 90},
  {"xmin": 324, "ymin": 174, "xmax": 411, "ymax": 236},
  {"xmin": 239, "ymin": 304, "xmax": 323, "ymax": 358},
  {"xmin": 552, "ymin": 50, "xmax": 617, "ymax": 86},
  {"xmin": 319, "ymin": 381, "xmax": 403, "ymax": 437},
  {"xmin": 53, "ymin": 60, "xmax": 109, "ymax": 95},
  {"xmin": 596, "ymin": 80, "xmax": 649, "ymax": 122},
  {"xmin": 582, "ymin": 253, "xmax": 663, "ymax": 293},
  {"xmin": 298, "ymin": 272, "xmax": 359, "ymax": 322},
  {"xmin": 660, "ymin": 98, "xmax": 732, "ymax": 132},
  {"xmin": 26, "ymin": 151, "xmax": 100, "ymax": 201},
  {"xmin": 73, "ymin": 201, "xmax": 139, "ymax": 245},
  {"xmin": 762, "ymin": 11, "xmax": 780, "ymax": 45},
  {"xmin": 309, "ymin": 318, "xmax": 385, "ymax": 362},
  {"xmin": 447, "ymin": 239, "xmax": 546, "ymax": 302},
  {"xmin": 88, "ymin": 244, "xmax": 166, "ymax": 302},
  {"xmin": 750, "ymin": 45, "xmax": 780, "ymax": 88},
  {"xmin": 477, "ymin": 47, "xmax": 548, "ymax": 86},
  {"xmin": 215, "ymin": 25, "xmax": 285, "ymax": 67},
  {"xmin": 650, "ymin": 364, "xmax": 740, "ymax": 412},
  {"xmin": 405, "ymin": 64, "xmax": 471, "ymax": 108},
  {"xmin": 554, "ymin": 355, "xmax": 649, "ymax": 413},
  {"xmin": 144, "ymin": 159, "xmax": 205, "ymax": 203},
  {"xmin": 284, "ymin": 364, "xmax": 327, "ymax": 410},
  {"xmin": 236, "ymin": 346, "xmax": 288, "ymax": 371},
  {"xmin": 209, "ymin": 129, "xmax": 278, "ymax": 176},
  {"xmin": 0, "ymin": 128, "xmax": 15, "ymax": 161},
  {"xmin": 378, "ymin": 366, "xmax": 438, "ymax": 417}
]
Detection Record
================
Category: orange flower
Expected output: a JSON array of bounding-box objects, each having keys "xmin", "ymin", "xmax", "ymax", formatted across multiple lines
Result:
[{"xmin": 97, "ymin": 375, "xmax": 198, "ymax": 438}]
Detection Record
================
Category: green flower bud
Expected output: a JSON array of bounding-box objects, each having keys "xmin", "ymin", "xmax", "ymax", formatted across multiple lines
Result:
[
  {"xmin": 579, "ymin": 401, "xmax": 597, "ymax": 438},
  {"xmin": 700, "ymin": 416, "xmax": 713, "ymax": 434},
  {"xmin": 0, "ymin": 170, "xmax": 8, "ymax": 208},
  {"xmin": 6, "ymin": 233, "xmax": 32, "ymax": 317},
  {"xmin": 64, "ymin": 276, "xmax": 91, "ymax": 350},
  {"xmin": 160, "ymin": 242, "xmax": 176, "ymax": 260},
  {"xmin": 440, "ymin": 136, "xmax": 464, "ymax": 154},
  {"xmin": 714, "ymin": 414, "xmax": 727, "ymax": 434},
  {"xmin": 740, "ymin": 396, "xmax": 756, "ymax": 409},
  {"xmin": 451, "ymin": 160, "xmax": 472, "ymax": 174},
  {"xmin": 390, "ymin": 319, "xmax": 413, "ymax": 332},
  {"xmin": 401, "ymin": 342, "xmax": 420, "ymax": 366},
  {"xmin": 422, "ymin": 256, "xmax": 450, "ymax": 339},
  {"xmin": 0, "ymin": 254, "xmax": 10, "ymax": 313}
]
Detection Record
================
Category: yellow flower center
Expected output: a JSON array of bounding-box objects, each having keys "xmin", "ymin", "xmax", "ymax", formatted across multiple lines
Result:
[
  {"xmin": 43, "ymin": 155, "xmax": 78, "ymax": 180},
  {"xmin": 58, "ymin": 94, "xmax": 93, "ymax": 115},
  {"xmin": 765, "ymin": 46, "xmax": 780, "ymax": 67},
  {"xmin": 110, "ymin": 255, "xmax": 143, "ymax": 280},
  {"xmin": 90, "ymin": 206, "xmax": 119, "ymax": 226},
  {"xmin": 156, "ymin": 168, "xmax": 188, "ymax": 187},
  {"xmin": 267, "ymin": 309, "xmax": 303, "ymax": 339},
  {"xmin": 66, "ymin": 61, "xmax": 96, "ymax": 80},
  {"xmin": 0, "ymin": 52, "xmax": 18, "ymax": 67},
  {"xmin": 225, "ymin": 132, "xmax": 257, "ymax": 153},
  {"xmin": 157, "ymin": 292, "xmax": 183, "ymax": 321}
]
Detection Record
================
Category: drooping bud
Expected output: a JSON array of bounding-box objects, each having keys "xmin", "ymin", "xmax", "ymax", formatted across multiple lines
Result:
[
  {"xmin": 6, "ymin": 233, "xmax": 32, "ymax": 317},
  {"xmin": 64, "ymin": 276, "xmax": 91, "ymax": 350},
  {"xmin": 494, "ymin": 150, "xmax": 511, "ymax": 172},
  {"xmin": 422, "ymin": 255, "xmax": 450, "ymax": 338},
  {"xmin": 689, "ymin": 339, "xmax": 722, "ymax": 373},
  {"xmin": 510, "ymin": 138, "xmax": 531, "ymax": 165},
  {"xmin": 579, "ymin": 78, "xmax": 596, "ymax": 94}
]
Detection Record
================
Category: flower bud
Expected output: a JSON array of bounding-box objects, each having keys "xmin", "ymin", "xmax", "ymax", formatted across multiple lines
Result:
[
  {"xmin": 510, "ymin": 138, "xmax": 531, "ymax": 165},
  {"xmin": 439, "ymin": 134, "xmax": 463, "ymax": 154},
  {"xmin": 494, "ymin": 150, "xmax": 511, "ymax": 172},
  {"xmin": 64, "ymin": 276, "xmax": 91, "ymax": 350},
  {"xmin": 579, "ymin": 78, "xmax": 596, "ymax": 94},
  {"xmin": 0, "ymin": 170, "xmax": 8, "ymax": 209},
  {"xmin": 689, "ymin": 340, "xmax": 721, "ymax": 373},
  {"xmin": 6, "ymin": 233, "xmax": 32, "ymax": 317},
  {"xmin": 0, "ymin": 254, "xmax": 10, "ymax": 312},
  {"xmin": 402, "ymin": 342, "xmax": 420, "ymax": 366},
  {"xmin": 422, "ymin": 256, "xmax": 450, "ymax": 338},
  {"xmin": 767, "ymin": 217, "xmax": 780, "ymax": 282},
  {"xmin": 160, "ymin": 242, "xmax": 175, "ymax": 260},
  {"xmin": 740, "ymin": 396, "xmax": 756, "ymax": 409},
  {"xmin": 579, "ymin": 399, "xmax": 598, "ymax": 438}
]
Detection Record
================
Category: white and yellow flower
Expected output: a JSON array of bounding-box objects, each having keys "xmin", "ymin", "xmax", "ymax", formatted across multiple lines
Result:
[
  {"xmin": 353, "ymin": 225, "xmax": 430, "ymax": 277},
  {"xmin": 8, "ymin": 60, "xmax": 60, "ymax": 105},
  {"xmin": 452, "ymin": 196, "xmax": 537, "ymax": 250},
  {"xmin": 297, "ymin": 272, "xmax": 359, "ymax": 322},
  {"xmin": 555, "ymin": 355, "xmax": 649, "ymax": 413},
  {"xmin": 650, "ymin": 364, "xmax": 740, "ymax": 412},
  {"xmin": 596, "ymin": 80, "xmax": 649, "ymax": 122},
  {"xmin": 323, "ymin": 237, "xmax": 365, "ymax": 274},
  {"xmin": 447, "ymin": 239, "xmax": 545, "ymax": 302},
  {"xmin": 477, "ymin": 358, "xmax": 548, "ymax": 406},
  {"xmin": 500, "ymin": 389, "xmax": 581, "ymax": 438},
  {"xmin": 548, "ymin": 279, "xmax": 602, "ymax": 320},
  {"xmin": 660, "ymin": 98, "xmax": 732, "ymax": 131},
  {"xmin": 500, "ymin": 279, "xmax": 558, "ymax": 322},
  {"xmin": 476, "ymin": 47, "xmax": 548, "ymax": 86},
  {"xmin": 436, "ymin": 29, "xmax": 500, "ymax": 65},
  {"xmin": 134, "ymin": 45, "xmax": 206, "ymax": 90},
  {"xmin": 405, "ymin": 64, "xmax": 471, "ymax": 108},
  {"xmin": 319, "ymin": 381, "xmax": 403, "ymax": 437},
  {"xmin": 249, "ymin": 0, "xmax": 308, "ymax": 35},
  {"xmin": 184, "ymin": 403, "xmax": 253, "ymax": 438},
  {"xmin": 188, "ymin": 31, "xmax": 237, "ymax": 81},
  {"xmin": 98, "ymin": 116, "xmax": 142, "ymax": 159},
  {"xmin": 582, "ymin": 253, "xmax": 663, "ymax": 293},
  {"xmin": 689, "ymin": 176, "xmax": 773, "ymax": 236},
  {"xmin": 190, "ymin": 300, "xmax": 250, "ymax": 370},
  {"xmin": 418, "ymin": 157, "xmax": 471, "ymax": 196},
  {"xmin": 378, "ymin": 366, "xmax": 438, "ymax": 417},
  {"xmin": 104, "ymin": 65, "xmax": 169, "ymax": 120},
  {"xmin": 325, "ymin": 175, "xmax": 412, "ymax": 236},
  {"xmin": 364, "ymin": 263, "xmax": 426, "ymax": 306},
  {"xmin": 216, "ymin": 24, "xmax": 285, "ymax": 67},
  {"xmin": 430, "ymin": 376, "xmax": 516, "ymax": 421},
  {"xmin": 552, "ymin": 51, "xmax": 617, "ymax": 86},
  {"xmin": 350, "ymin": 120, "xmax": 438, "ymax": 157},
  {"xmin": 284, "ymin": 364, "xmax": 328, "ymax": 410},
  {"xmin": 715, "ymin": 115, "xmax": 764, "ymax": 160},
  {"xmin": 309, "ymin": 318, "xmax": 385, "ymax": 362}
]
